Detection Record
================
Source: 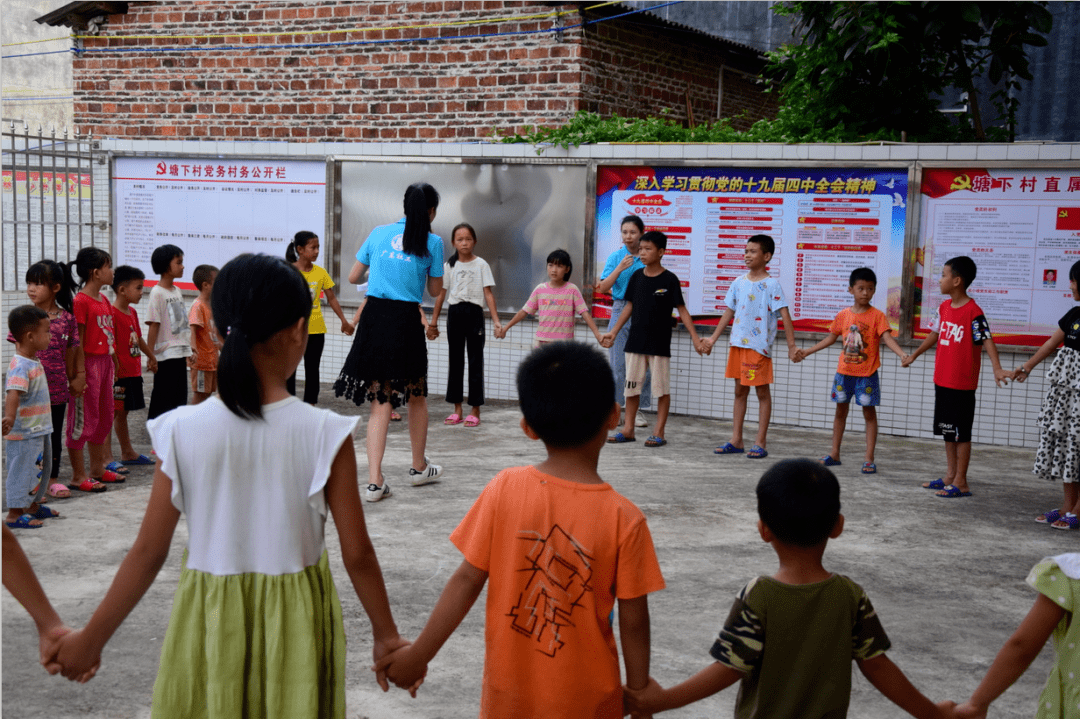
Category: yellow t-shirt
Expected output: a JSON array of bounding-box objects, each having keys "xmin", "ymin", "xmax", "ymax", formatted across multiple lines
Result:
[{"xmin": 301, "ymin": 265, "xmax": 334, "ymax": 335}]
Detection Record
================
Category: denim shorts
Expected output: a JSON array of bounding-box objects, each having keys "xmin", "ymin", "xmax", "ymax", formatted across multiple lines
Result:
[{"xmin": 830, "ymin": 371, "xmax": 880, "ymax": 407}]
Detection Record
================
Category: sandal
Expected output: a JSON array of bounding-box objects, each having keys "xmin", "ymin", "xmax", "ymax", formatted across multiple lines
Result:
[
  {"xmin": 464, "ymin": 415, "xmax": 480, "ymax": 428},
  {"xmin": 444, "ymin": 413, "xmax": 463, "ymax": 425},
  {"xmin": 821, "ymin": 455, "xmax": 842, "ymax": 467},
  {"xmin": 922, "ymin": 478, "xmax": 946, "ymax": 490},
  {"xmin": 97, "ymin": 470, "xmax": 125, "ymax": 484},
  {"xmin": 935, "ymin": 484, "xmax": 972, "ymax": 498},
  {"xmin": 644, "ymin": 435, "xmax": 667, "ymax": 447},
  {"xmin": 1036, "ymin": 509, "xmax": 1062, "ymax": 524},
  {"xmin": 390, "ymin": 411, "xmax": 402, "ymax": 422},
  {"xmin": 6, "ymin": 514, "xmax": 43, "ymax": 529},
  {"xmin": 607, "ymin": 432, "xmax": 636, "ymax": 443},
  {"xmin": 105, "ymin": 461, "xmax": 130, "ymax": 475},
  {"xmin": 30, "ymin": 505, "xmax": 59, "ymax": 519},
  {"xmin": 1052, "ymin": 514, "xmax": 1079, "ymax": 530},
  {"xmin": 747, "ymin": 445, "xmax": 769, "ymax": 459},
  {"xmin": 861, "ymin": 462, "xmax": 877, "ymax": 474},
  {"xmin": 714, "ymin": 442, "xmax": 744, "ymax": 455},
  {"xmin": 68, "ymin": 479, "xmax": 107, "ymax": 493},
  {"xmin": 120, "ymin": 454, "xmax": 155, "ymax": 466}
]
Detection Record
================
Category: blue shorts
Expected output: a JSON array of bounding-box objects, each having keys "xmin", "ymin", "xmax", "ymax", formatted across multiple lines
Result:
[{"xmin": 830, "ymin": 371, "xmax": 880, "ymax": 407}]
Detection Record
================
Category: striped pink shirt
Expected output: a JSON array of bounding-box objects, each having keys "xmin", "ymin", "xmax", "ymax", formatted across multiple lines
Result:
[{"xmin": 522, "ymin": 281, "xmax": 588, "ymax": 342}]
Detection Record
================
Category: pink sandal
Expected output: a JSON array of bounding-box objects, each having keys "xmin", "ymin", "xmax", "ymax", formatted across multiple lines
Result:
[
  {"xmin": 464, "ymin": 415, "xmax": 481, "ymax": 428},
  {"xmin": 444, "ymin": 413, "xmax": 463, "ymax": 425}
]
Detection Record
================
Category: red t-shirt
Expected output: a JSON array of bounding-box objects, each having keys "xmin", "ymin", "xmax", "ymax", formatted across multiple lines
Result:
[
  {"xmin": 932, "ymin": 299, "xmax": 991, "ymax": 390},
  {"xmin": 112, "ymin": 305, "xmax": 143, "ymax": 378},
  {"xmin": 74, "ymin": 291, "xmax": 115, "ymax": 356}
]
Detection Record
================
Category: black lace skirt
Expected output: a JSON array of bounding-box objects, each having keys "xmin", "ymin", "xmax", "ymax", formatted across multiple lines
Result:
[{"xmin": 334, "ymin": 296, "xmax": 428, "ymax": 408}]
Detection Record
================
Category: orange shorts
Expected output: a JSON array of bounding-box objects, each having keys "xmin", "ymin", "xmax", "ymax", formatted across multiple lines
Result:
[{"xmin": 725, "ymin": 347, "xmax": 773, "ymax": 386}]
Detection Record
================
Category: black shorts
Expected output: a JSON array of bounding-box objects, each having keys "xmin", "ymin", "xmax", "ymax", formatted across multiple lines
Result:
[
  {"xmin": 113, "ymin": 376, "xmax": 146, "ymax": 412},
  {"xmin": 933, "ymin": 385, "xmax": 976, "ymax": 443}
]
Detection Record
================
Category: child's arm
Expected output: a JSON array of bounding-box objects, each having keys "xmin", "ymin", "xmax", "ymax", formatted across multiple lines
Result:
[
  {"xmin": 351, "ymin": 299, "xmax": 365, "ymax": 327},
  {"xmin": 70, "ymin": 327, "xmax": 88, "ymax": 396},
  {"xmin": 3, "ymin": 525, "xmax": 72, "ymax": 674},
  {"xmin": 496, "ymin": 309, "xmax": 529, "ymax": 339},
  {"xmin": 880, "ymin": 330, "xmax": 908, "ymax": 362},
  {"xmin": 703, "ymin": 307, "xmax": 735, "ymax": 353},
  {"xmin": 902, "ymin": 332, "xmax": 938, "ymax": 367},
  {"xmin": 483, "ymin": 286, "xmax": 502, "ymax": 337},
  {"xmin": 951, "ymin": 593, "xmax": 1064, "ymax": 719},
  {"xmin": 323, "ymin": 435, "xmax": 410, "ymax": 690},
  {"xmin": 323, "ymin": 287, "xmax": 353, "ymax": 336},
  {"xmin": 145, "ymin": 322, "xmax": 160, "ymax": 360},
  {"xmin": 428, "ymin": 286, "xmax": 446, "ymax": 340},
  {"xmin": 676, "ymin": 305, "xmax": 704, "ymax": 355},
  {"xmin": 54, "ymin": 462, "xmax": 181, "ymax": 681},
  {"xmin": 857, "ymin": 653, "xmax": 948, "ymax": 719},
  {"xmin": 3, "ymin": 388, "xmax": 19, "ymax": 436},
  {"xmin": 579, "ymin": 308, "xmax": 603, "ymax": 343},
  {"xmin": 980, "ymin": 336, "xmax": 1010, "ymax": 386},
  {"xmin": 600, "ymin": 300, "xmax": 633, "ymax": 347},
  {"xmin": 1013, "ymin": 328, "xmax": 1066, "ymax": 382},
  {"xmin": 619, "ymin": 595, "xmax": 651, "ymax": 693},
  {"xmin": 137, "ymin": 336, "xmax": 157, "ymax": 374},
  {"xmin": 778, "ymin": 307, "xmax": 799, "ymax": 362},
  {"xmin": 374, "ymin": 559, "xmax": 488, "ymax": 691},
  {"xmin": 797, "ymin": 332, "xmax": 840, "ymax": 362},
  {"xmin": 625, "ymin": 663, "xmax": 743, "ymax": 714}
]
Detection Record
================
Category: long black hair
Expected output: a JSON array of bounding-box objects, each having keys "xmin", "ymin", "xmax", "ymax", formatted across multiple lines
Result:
[
  {"xmin": 72, "ymin": 247, "xmax": 112, "ymax": 288},
  {"xmin": 285, "ymin": 230, "xmax": 318, "ymax": 263},
  {"xmin": 25, "ymin": 260, "xmax": 77, "ymax": 313},
  {"xmin": 447, "ymin": 222, "xmax": 477, "ymax": 268},
  {"xmin": 213, "ymin": 254, "xmax": 312, "ymax": 420},
  {"xmin": 1070, "ymin": 259, "xmax": 1080, "ymax": 285},
  {"xmin": 401, "ymin": 182, "xmax": 440, "ymax": 258}
]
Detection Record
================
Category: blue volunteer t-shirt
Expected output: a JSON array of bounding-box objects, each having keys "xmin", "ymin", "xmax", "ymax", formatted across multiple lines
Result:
[
  {"xmin": 601, "ymin": 246, "xmax": 647, "ymax": 301},
  {"xmin": 357, "ymin": 218, "xmax": 445, "ymax": 303}
]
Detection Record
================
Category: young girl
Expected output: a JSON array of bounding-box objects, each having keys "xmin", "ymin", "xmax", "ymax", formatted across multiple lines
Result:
[
  {"xmin": 496, "ymin": 249, "xmax": 602, "ymax": 345},
  {"xmin": 1017, "ymin": 260, "xmax": 1080, "ymax": 530},
  {"xmin": 946, "ymin": 553, "xmax": 1079, "ymax": 718},
  {"xmin": 286, "ymin": 231, "xmax": 353, "ymax": 404},
  {"xmin": 429, "ymin": 222, "xmax": 501, "ymax": 427},
  {"xmin": 68, "ymin": 248, "xmax": 120, "ymax": 493},
  {"xmin": 50, "ymin": 254, "xmax": 413, "ymax": 713}
]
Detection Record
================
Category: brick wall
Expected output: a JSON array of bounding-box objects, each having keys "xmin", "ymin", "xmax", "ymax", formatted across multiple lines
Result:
[{"xmin": 72, "ymin": 1, "xmax": 774, "ymax": 140}]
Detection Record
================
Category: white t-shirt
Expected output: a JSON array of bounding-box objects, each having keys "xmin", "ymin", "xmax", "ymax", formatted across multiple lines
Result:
[
  {"xmin": 147, "ymin": 396, "xmax": 359, "ymax": 576},
  {"xmin": 146, "ymin": 284, "xmax": 192, "ymax": 361},
  {"xmin": 444, "ymin": 256, "xmax": 495, "ymax": 307}
]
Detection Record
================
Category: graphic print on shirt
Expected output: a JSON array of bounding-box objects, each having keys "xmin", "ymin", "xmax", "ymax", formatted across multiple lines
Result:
[
  {"xmin": 842, "ymin": 324, "xmax": 867, "ymax": 364},
  {"xmin": 166, "ymin": 298, "xmax": 186, "ymax": 336},
  {"xmin": 507, "ymin": 525, "xmax": 594, "ymax": 657},
  {"xmin": 97, "ymin": 312, "xmax": 115, "ymax": 348}
]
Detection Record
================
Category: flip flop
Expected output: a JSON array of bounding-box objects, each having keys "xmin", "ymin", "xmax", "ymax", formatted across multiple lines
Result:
[
  {"xmin": 644, "ymin": 435, "xmax": 667, "ymax": 447},
  {"xmin": 861, "ymin": 462, "xmax": 877, "ymax": 474},
  {"xmin": 821, "ymin": 455, "xmax": 842, "ymax": 467},
  {"xmin": 714, "ymin": 442, "xmax": 744, "ymax": 455},
  {"xmin": 1036, "ymin": 509, "xmax": 1062, "ymax": 524},
  {"xmin": 922, "ymin": 478, "xmax": 946, "ymax": 490},
  {"xmin": 105, "ymin": 461, "xmax": 130, "ymax": 475},
  {"xmin": 935, "ymin": 484, "xmax": 972, "ymax": 498},
  {"xmin": 444, "ymin": 413, "xmax": 463, "ymax": 425},
  {"xmin": 120, "ymin": 454, "xmax": 154, "ymax": 466},
  {"xmin": 6, "ymin": 514, "xmax": 43, "ymax": 529},
  {"xmin": 464, "ymin": 415, "xmax": 480, "ymax": 428},
  {"xmin": 747, "ymin": 445, "xmax": 769, "ymax": 459},
  {"xmin": 29, "ymin": 505, "xmax": 59, "ymax": 519},
  {"xmin": 68, "ymin": 479, "xmax": 107, "ymax": 493},
  {"xmin": 607, "ymin": 432, "xmax": 636, "ymax": 443}
]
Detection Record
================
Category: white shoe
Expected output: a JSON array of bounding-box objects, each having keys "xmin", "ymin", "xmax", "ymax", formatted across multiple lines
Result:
[
  {"xmin": 409, "ymin": 461, "xmax": 443, "ymax": 486},
  {"xmin": 365, "ymin": 481, "xmax": 391, "ymax": 502},
  {"xmin": 635, "ymin": 411, "xmax": 648, "ymax": 427}
]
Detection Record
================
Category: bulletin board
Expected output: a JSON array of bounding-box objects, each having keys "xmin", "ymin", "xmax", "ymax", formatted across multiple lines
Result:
[
  {"xmin": 592, "ymin": 164, "xmax": 912, "ymax": 331},
  {"xmin": 112, "ymin": 156, "xmax": 328, "ymax": 289},
  {"xmin": 916, "ymin": 166, "xmax": 1080, "ymax": 345}
]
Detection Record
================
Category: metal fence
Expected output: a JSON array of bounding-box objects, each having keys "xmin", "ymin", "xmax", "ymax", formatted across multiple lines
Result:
[{"xmin": 2, "ymin": 123, "xmax": 105, "ymax": 290}]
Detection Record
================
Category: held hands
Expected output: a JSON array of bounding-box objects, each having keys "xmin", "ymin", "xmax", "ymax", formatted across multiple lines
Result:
[
  {"xmin": 372, "ymin": 640, "xmax": 427, "ymax": 697},
  {"xmin": 69, "ymin": 374, "xmax": 86, "ymax": 396},
  {"xmin": 991, "ymin": 367, "xmax": 1010, "ymax": 387},
  {"xmin": 1011, "ymin": 367, "xmax": 1029, "ymax": 383},
  {"xmin": 39, "ymin": 623, "xmax": 73, "ymax": 676},
  {"xmin": 146, "ymin": 357, "xmax": 158, "ymax": 374},
  {"xmin": 426, "ymin": 324, "xmax": 439, "ymax": 341},
  {"xmin": 341, "ymin": 320, "xmax": 355, "ymax": 336},
  {"xmin": 901, "ymin": 354, "xmax": 916, "ymax": 368},
  {"xmin": 787, "ymin": 346, "xmax": 801, "ymax": 363},
  {"xmin": 599, "ymin": 332, "xmax": 615, "ymax": 348},
  {"xmin": 943, "ymin": 701, "xmax": 986, "ymax": 719},
  {"xmin": 623, "ymin": 676, "xmax": 664, "ymax": 717},
  {"xmin": 494, "ymin": 326, "xmax": 507, "ymax": 340},
  {"xmin": 51, "ymin": 628, "xmax": 102, "ymax": 683}
]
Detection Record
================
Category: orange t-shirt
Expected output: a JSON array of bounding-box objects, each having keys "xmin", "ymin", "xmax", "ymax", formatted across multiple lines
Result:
[
  {"xmin": 450, "ymin": 466, "xmax": 666, "ymax": 719},
  {"xmin": 188, "ymin": 298, "xmax": 219, "ymax": 371},
  {"xmin": 829, "ymin": 306, "xmax": 893, "ymax": 377}
]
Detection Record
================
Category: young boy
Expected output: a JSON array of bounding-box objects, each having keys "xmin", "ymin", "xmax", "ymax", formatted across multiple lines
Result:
[
  {"xmin": 374, "ymin": 342, "xmax": 666, "ymax": 717},
  {"xmin": 600, "ymin": 231, "xmax": 703, "ymax": 447},
  {"xmin": 702, "ymin": 234, "xmax": 798, "ymax": 459},
  {"xmin": 188, "ymin": 264, "xmax": 220, "ymax": 404},
  {"xmin": 110, "ymin": 266, "xmax": 156, "ymax": 465},
  {"xmin": 624, "ymin": 458, "xmax": 947, "ymax": 719},
  {"xmin": 4, "ymin": 306, "xmax": 60, "ymax": 528},
  {"xmin": 145, "ymin": 244, "xmax": 192, "ymax": 419},
  {"xmin": 902, "ymin": 256, "xmax": 1009, "ymax": 497},
  {"xmin": 796, "ymin": 268, "xmax": 908, "ymax": 473}
]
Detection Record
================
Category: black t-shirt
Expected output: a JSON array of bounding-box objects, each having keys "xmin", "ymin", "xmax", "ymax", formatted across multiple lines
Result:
[
  {"xmin": 624, "ymin": 268, "xmax": 685, "ymax": 357},
  {"xmin": 1061, "ymin": 306, "xmax": 1080, "ymax": 350}
]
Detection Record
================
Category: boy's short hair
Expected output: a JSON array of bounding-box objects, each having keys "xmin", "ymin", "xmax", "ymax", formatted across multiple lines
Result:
[
  {"xmin": 639, "ymin": 230, "xmax": 668, "ymax": 251},
  {"xmin": 757, "ymin": 459, "xmax": 841, "ymax": 548},
  {"xmin": 111, "ymin": 265, "xmax": 145, "ymax": 292},
  {"xmin": 8, "ymin": 305, "xmax": 48, "ymax": 342},
  {"xmin": 849, "ymin": 267, "xmax": 877, "ymax": 286},
  {"xmin": 151, "ymin": 244, "xmax": 184, "ymax": 275},
  {"xmin": 747, "ymin": 234, "xmax": 775, "ymax": 256},
  {"xmin": 944, "ymin": 256, "xmax": 977, "ymax": 289},
  {"xmin": 516, "ymin": 342, "xmax": 615, "ymax": 448},
  {"xmin": 546, "ymin": 249, "xmax": 573, "ymax": 281},
  {"xmin": 192, "ymin": 264, "xmax": 219, "ymax": 290}
]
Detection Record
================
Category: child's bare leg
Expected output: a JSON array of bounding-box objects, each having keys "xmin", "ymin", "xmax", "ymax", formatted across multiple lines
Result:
[
  {"xmin": 943, "ymin": 441, "xmax": 958, "ymax": 485},
  {"xmin": 1064, "ymin": 483, "xmax": 1080, "ymax": 515},
  {"xmin": 88, "ymin": 442, "xmax": 107, "ymax": 477},
  {"xmin": 407, "ymin": 393, "xmax": 429, "ymax": 472},
  {"xmin": 452, "ymin": 402, "xmax": 463, "ymax": 417},
  {"xmin": 114, "ymin": 407, "xmax": 137, "ymax": 460},
  {"xmin": 951, "ymin": 441, "xmax": 972, "ymax": 492},
  {"xmin": 69, "ymin": 447, "xmax": 88, "ymax": 482},
  {"xmin": 621, "ymin": 393, "xmax": 640, "ymax": 438},
  {"xmin": 366, "ymin": 400, "xmax": 392, "ymax": 487},
  {"xmin": 651, "ymin": 394, "xmax": 670, "ymax": 439},
  {"xmin": 753, "ymin": 383, "xmax": 771, "ymax": 449},
  {"xmin": 6, "ymin": 507, "xmax": 42, "ymax": 526},
  {"xmin": 730, "ymin": 379, "xmax": 749, "ymax": 448},
  {"xmin": 861, "ymin": 406, "xmax": 878, "ymax": 464},
  {"xmin": 468, "ymin": 405, "xmax": 480, "ymax": 419},
  {"xmin": 829, "ymin": 403, "xmax": 850, "ymax": 460}
]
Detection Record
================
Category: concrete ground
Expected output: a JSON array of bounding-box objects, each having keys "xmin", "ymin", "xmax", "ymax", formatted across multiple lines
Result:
[{"xmin": 2, "ymin": 378, "xmax": 1072, "ymax": 719}]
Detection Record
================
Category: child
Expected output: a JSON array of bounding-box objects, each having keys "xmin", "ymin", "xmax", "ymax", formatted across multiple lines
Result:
[
  {"xmin": 429, "ymin": 222, "xmax": 501, "ymax": 427},
  {"xmin": 624, "ymin": 458, "xmax": 946, "ymax": 719},
  {"xmin": 496, "ymin": 249, "xmax": 602, "ymax": 345},
  {"xmin": 4, "ymin": 306, "xmax": 60, "ymax": 527},
  {"xmin": 110, "ymin": 266, "xmax": 156, "ymax": 465},
  {"xmin": 374, "ymin": 342, "xmax": 666, "ymax": 716},
  {"xmin": 145, "ymin": 244, "xmax": 191, "ymax": 419},
  {"xmin": 286, "ymin": 231, "xmax": 353, "ymax": 404},
  {"xmin": 902, "ymin": 256, "xmax": 1009, "ymax": 497},
  {"xmin": 68, "ymin": 247, "xmax": 121, "ymax": 492},
  {"xmin": 1015, "ymin": 260, "xmax": 1080, "ymax": 529},
  {"xmin": 945, "ymin": 553, "xmax": 1079, "ymax": 718},
  {"xmin": 600, "ymin": 230, "xmax": 704, "ymax": 447},
  {"xmin": 50, "ymin": 253, "xmax": 412, "ymax": 713},
  {"xmin": 188, "ymin": 264, "xmax": 220, "ymax": 405},
  {"xmin": 796, "ymin": 268, "xmax": 909, "ymax": 473},
  {"xmin": 702, "ymin": 234, "xmax": 799, "ymax": 459}
]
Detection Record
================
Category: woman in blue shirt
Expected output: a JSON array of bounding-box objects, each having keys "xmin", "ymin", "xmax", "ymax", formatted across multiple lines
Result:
[{"xmin": 335, "ymin": 182, "xmax": 445, "ymax": 502}]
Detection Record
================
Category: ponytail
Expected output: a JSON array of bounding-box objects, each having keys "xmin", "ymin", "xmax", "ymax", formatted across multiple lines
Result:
[
  {"xmin": 447, "ymin": 222, "xmax": 477, "ymax": 269},
  {"xmin": 286, "ymin": 230, "xmax": 317, "ymax": 263},
  {"xmin": 25, "ymin": 259, "xmax": 77, "ymax": 313},
  {"xmin": 213, "ymin": 254, "xmax": 312, "ymax": 419},
  {"xmin": 401, "ymin": 182, "xmax": 439, "ymax": 258},
  {"xmin": 73, "ymin": 247, "xmax": 112, "ymax": 288}
]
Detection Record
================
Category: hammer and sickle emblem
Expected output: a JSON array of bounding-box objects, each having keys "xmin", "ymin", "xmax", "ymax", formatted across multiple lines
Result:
[{"xmin": 950, "ymin": 174, "xmax": 972, "ymax": 191}]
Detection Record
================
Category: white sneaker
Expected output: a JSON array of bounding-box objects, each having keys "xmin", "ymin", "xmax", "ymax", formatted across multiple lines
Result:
[
  {"xmin": 635, "ymin": 411, "xmax": 648, "ymax": 427},
  {"xmin": 409, "ymin": 461, "xmax": 443, "ymax": 486},
  {"xmin": 365, "ymin": 481, "xmax": 391, "ymax": 502}
]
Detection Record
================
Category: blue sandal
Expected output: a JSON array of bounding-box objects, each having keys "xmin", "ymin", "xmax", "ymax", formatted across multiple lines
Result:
[
  {"xmin": 120, "ymin": 454, "xmax": 154, "ymax": 466},
  {"xmin": 606, "ymin": 432, "xmax": 636, "ymax": 444},
  {"xmin": 105, "ymin": 461, "xmax": 130, "ymax": 475},
  {"xmin": 936, "ymin": 484, "xmax": 972, "ymax": 498},
  {"xmin": 861, "ymin": 462, "xmax": 877, "ymax": 474},
  {"xmin": 821, "ymin": 455, "xmax": 842, "ymax": 467},
  {"xmin": 6, "ymin": 514, "xmax": 43, "ymax": 529},
  {"xmin": 714, "ymin": 442, "xmax": 744, "ymax": 455},
  {"xmin": 747, "ymin": 445, "xmax": 769, "ymax": 459},
  {"xmin": 922, "ymin": 478, "xmax": 946, "ymax": 490}
]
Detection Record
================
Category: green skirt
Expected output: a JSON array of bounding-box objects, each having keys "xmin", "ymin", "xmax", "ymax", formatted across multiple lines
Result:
[{"xmin": 151, "ymin": 551, "xmax": 346, "ymax": 719}]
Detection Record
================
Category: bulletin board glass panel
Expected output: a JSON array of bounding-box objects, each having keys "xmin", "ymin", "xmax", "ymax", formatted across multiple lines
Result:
[
  {"xmin": 917, "ymin": 167, "xmax": 1080, "ymax": 345},
  {"xmin": 593, "ymin": 165, "xmax": 911, "ymax": 330},
  {"xmin": 335, "ymin": 160, "xmax": 588, "ymax": 311}
]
